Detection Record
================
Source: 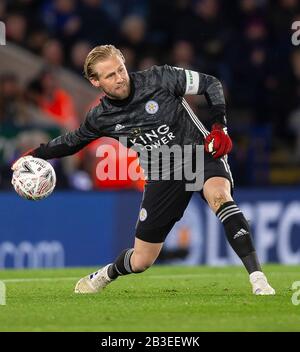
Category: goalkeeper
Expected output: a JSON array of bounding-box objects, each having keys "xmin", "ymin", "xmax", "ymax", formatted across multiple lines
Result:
[{"xmin": 13, "ymin": 45, "xmax": 275, "ymax": 295}]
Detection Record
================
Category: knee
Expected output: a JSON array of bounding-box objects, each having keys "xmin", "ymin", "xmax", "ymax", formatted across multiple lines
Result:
[
  {"xmin": 130, "ymin": 254, "xmax": 154, "ymax": 273},
  {"xmin": 206, "ymin": 188, "xmax": 232, "ymax": 212}
]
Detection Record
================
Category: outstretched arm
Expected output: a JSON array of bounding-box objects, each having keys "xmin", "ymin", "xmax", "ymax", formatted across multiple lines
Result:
[{"xmin": 22, "ymin": 112, "xmax": 101, "ymax": 160}]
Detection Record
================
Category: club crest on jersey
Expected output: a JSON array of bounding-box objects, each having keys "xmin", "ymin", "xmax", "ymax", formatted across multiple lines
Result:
[
  {"xmin": 145, "ymin": 100, "xmax": 159, "ymax": 115},
  {"xmin": 139, "ymin": 208, "xmax": 147, "ymax": 221}
]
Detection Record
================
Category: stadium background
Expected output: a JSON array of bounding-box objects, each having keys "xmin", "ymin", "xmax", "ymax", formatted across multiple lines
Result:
[{"xmin": 0, "ymin": 0, "xmax": 300, "ymax": 268}]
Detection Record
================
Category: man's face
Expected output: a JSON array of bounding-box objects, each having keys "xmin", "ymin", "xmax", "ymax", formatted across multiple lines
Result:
[{"xmin": 90, "ymin": 55, "xmax": 130, "ymax": 100}]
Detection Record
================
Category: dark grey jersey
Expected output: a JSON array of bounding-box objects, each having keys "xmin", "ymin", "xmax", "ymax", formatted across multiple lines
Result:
[{"xmin": 32, "ymin": 65, "xmax": 226, "ymax": 178}]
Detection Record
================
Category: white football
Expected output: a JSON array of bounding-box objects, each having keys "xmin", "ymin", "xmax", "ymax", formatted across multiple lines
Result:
[{"xmin": 12, "ymin": 156, "xmax": 56, "ymax": 200}]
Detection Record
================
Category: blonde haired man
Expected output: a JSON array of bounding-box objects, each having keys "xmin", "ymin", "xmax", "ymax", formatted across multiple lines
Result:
[{"xmin": 16, "ymin": 45, "xmax": 275, "ymax": 295}]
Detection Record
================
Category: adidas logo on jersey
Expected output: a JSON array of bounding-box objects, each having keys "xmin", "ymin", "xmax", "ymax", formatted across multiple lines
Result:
[
  {"xmin": 233, "ymin": 228, "xmax": 249, "ymax": 239},
  {"xmin": 115, "ymin": 124, "xmax": 125, "ymax": 131}
]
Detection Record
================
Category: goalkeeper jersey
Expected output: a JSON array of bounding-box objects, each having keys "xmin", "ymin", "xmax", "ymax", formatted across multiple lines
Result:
[{"xmin": 31, "ymin": 65, "xmax": 227, "ymax": 180}]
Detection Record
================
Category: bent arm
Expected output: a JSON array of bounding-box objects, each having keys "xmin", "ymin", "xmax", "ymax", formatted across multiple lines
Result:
[
  {"xmin": 158, "ymin": 65, "xmax": 227, "ymax": 126},
  {"xmin": 185, "ymin": 70, "xmax": 227, "ymax": 126}
]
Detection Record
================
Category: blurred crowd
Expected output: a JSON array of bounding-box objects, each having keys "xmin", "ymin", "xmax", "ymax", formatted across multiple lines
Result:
[{"xmin": 0, "ymin": 0, "xmax": 300, "ymax": 190}]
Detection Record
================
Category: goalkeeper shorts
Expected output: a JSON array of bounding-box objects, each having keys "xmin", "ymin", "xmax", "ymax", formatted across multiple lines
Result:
[{"xmin": 135, "ymin": 152, "xmax": 233, "ymax": 243}]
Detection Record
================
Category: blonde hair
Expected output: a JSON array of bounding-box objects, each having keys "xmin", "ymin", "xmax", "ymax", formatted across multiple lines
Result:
[{"xmin": 83, "ymin": 45, "xmax": 125, "ymax": 80}]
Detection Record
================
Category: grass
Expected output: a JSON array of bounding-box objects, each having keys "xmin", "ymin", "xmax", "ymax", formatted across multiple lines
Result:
[{"xmin": 0, "ymin": 265, "xmax": 299, "ymax": 332}]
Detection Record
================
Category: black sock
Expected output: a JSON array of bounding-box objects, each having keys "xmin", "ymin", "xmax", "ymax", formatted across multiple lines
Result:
[
  {"xmin": 107, "ymin": 248, "xmax": 134, "ymax": 280},
  {"xmin": 216, "ymin": 201, "xmax": 262, "ymax": 274},
  {"xmin": 240, "ymin": 252, "xmax": 262, "ymax": 274}
]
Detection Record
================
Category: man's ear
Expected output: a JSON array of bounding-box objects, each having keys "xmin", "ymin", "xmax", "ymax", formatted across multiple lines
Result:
[{"xmin": 90, "ymin": 78, "xmax": 101, "ymax": 88}]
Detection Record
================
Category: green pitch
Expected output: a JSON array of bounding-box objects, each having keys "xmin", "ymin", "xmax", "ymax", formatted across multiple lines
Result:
[{"xmin": 0, "ymin": 265, "xmax": 299, "ymax": 331}]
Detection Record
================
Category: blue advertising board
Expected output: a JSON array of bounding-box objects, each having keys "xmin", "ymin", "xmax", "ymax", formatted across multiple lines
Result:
[{"xmin": 0, "ymin": 189, "xmax": 299, "ymax": 268}]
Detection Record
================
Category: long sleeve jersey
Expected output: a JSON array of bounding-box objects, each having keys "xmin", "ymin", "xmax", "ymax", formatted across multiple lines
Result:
[{"xmin": 30, "ymin": 65, "xmax": 226, "ymax": 180}]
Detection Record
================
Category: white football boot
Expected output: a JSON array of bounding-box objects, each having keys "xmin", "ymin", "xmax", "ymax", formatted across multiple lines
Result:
[
  {"xmin": 74, "ymin": 264, "xmax": 114, "ymax": 294},
  {"xmin": 249, "ymin": 271, "xmax": 275, "ymax": 295}
]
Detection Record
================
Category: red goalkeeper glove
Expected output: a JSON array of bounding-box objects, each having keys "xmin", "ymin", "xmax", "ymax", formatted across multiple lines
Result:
[{"xmin": 204, "ymin": 123, "xmax": 232, "ymax": 159}]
